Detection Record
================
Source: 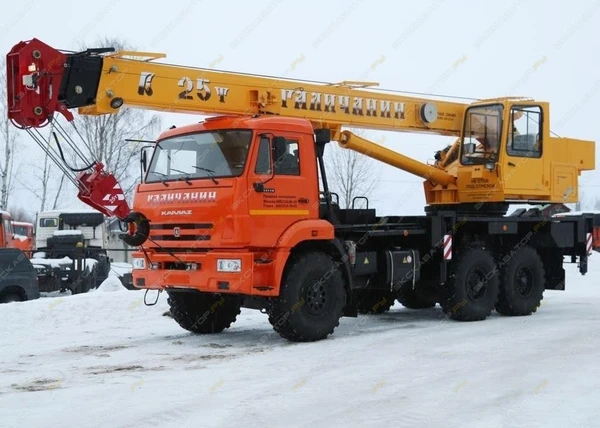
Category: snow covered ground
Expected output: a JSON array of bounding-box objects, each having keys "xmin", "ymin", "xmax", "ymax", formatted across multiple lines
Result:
[{"xmin": 1, "ymin": 261, "xmax": 600, "ymax": 428}]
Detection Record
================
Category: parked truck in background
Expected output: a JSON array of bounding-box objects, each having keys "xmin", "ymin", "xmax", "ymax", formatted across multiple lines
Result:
[
  {"xmin": 31, "ymin": 210, "xmax": 111, "ymax": 294},
  {"xmin": 12, "ymin": 221, "xmax": 35, "ymax": 256}
]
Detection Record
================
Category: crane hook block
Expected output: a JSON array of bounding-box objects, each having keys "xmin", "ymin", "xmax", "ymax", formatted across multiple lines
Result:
[{"xmin": 76, "ymin": 163, "xmax": 131, "ymax": 220}]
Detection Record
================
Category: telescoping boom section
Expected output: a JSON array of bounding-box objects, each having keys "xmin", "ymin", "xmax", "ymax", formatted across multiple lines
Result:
[{"xmin": 4, "ymin": 38, "xmax": 597, "ymax": 343}]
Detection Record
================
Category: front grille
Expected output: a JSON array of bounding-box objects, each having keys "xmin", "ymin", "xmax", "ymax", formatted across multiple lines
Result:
[
  {"xmin": 149, "ymin": 223, "xmax": 213, "ymax": 230},
  {"xmin": 152, "ymin": 235, "xmax": 210, "ymax": 241},
  {"xmin": 149, "ymin": 222, "xmax": 213, "ymax": 242},
  {"xmin": 153, "ymin": 247, "xmax": 210, "ymax": 254}
]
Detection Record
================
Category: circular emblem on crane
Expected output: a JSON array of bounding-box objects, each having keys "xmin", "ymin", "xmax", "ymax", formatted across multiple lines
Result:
[{"xmin": 420, "ymin": 102, "xmax": 438, "ymax": 124}]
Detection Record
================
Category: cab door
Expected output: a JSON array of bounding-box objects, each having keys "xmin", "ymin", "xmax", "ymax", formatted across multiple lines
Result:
[
  {"xmin": 502, "ymin": 105, "xmax": 545, "ymax": 196},
  {"xmin": 247, "ymin": 132, "xmax": 318, "ymax": 248}
]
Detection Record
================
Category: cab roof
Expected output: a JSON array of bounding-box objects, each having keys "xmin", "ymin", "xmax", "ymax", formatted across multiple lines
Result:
[{"xmin": 158, "ymin": 115, "xmax": 315, "ymax": 141}]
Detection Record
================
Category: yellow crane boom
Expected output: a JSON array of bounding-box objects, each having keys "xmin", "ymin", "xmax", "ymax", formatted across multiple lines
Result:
[
  {"xmin": 7, "ymin": 38, "xmax": 594, "ymax": 211},
  {"xmin": 83, "ymin": 50, "xmax": 467, "ymax": 138}
]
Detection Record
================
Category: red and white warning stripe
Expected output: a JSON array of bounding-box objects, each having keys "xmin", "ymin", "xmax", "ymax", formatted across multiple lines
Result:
[
  {"xmin": 443, "ymin": 234, "xmax": 452, "ymax": 260},
  {"xmin": 101, "ymin": 183, "xmax": 126, "ymax": 213},
  {"xmin": 586, "ymin": 232, "xmax": 593, "ymax": 255}
]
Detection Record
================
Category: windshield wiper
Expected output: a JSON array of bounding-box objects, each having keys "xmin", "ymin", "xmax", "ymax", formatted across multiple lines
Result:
[
  {"xmin": 150, "ymin": 172, "xmax": 170, "ymax": 187},
  {"xmin": 170, "ymin": 168, "xmax": 193, "ymax": 185},
  {"xmin": 192, "ymin": 166, "xmax": 219, "ymax": 184}
]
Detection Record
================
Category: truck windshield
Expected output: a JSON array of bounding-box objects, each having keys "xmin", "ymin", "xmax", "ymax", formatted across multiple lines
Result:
[
  {"xmin": 13, "ymin": 225, "xmax": 28, "ymax": 236},
  {"xmin": 460, "ymin": 104, "xmax": 503, "ymax": 165},
  {"xmin": 146, "ymin": 130, "xmax": 253, "ymax": 183}
]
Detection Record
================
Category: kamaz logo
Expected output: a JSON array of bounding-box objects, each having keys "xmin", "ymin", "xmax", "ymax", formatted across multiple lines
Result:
[
  {"xmin": 161, "ymin": 210, "xmax": 192, "ymax": 216},
  {"xmin": 147, "ymin": 191, "xmax": 217, "ymax": 204}
]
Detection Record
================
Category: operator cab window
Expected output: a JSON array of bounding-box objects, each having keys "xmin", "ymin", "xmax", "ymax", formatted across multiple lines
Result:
[
  {"xmin": 274, "ymin": 140, "xmax": 300, "ymax": 175},
  {"xmin": 507, "ymin": 106, "xmax": 542, "ymax": 158},
  {"xmin": 461, "ymin": 104, "xmax": 503, "ymax": 165}
]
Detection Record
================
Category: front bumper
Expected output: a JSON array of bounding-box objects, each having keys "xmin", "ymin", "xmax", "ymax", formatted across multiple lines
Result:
[{"xmin": 131, "ymin": 250, "xmax": 281, "ymax": 296}]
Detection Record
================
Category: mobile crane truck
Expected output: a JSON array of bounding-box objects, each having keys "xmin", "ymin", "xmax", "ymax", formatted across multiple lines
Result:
[{"xmin": 6, "ymin": 39, "xmax": 596, "ymax": 342}]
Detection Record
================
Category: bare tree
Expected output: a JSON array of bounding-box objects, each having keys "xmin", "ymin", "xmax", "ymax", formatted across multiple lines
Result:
[
  {"xmin": 68, "ymin": 37, "xmax": 161, "ymax": 197},
  {"xmin": 325, "ymin": 129, "xmax": 380, "ymax": 209},
  {"xmin": 8, "ymin": 205, "xmax": 33, "ymax": 223},
  {"xmin": 0, "ymin": 64, "xmax": 19, "ymax": 209},
  {"xmin": 52, "ymin": 175, "xmax": 66, "ymax": 210},
  {"xmin": 28, "ymin": 144, "xmax": 53, "ymax": 212},
  {"xmin": 75, "ymin": 109, "xmax": 160, "ymax": 195}
]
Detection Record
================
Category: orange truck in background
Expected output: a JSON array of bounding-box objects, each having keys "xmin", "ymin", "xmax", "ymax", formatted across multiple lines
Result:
[
  {"xmin": 12, "ymin": 221, "xmax": 35, "ymax": 256},
  {"xmin": 0, "ymin": 211, "xmax": 18, "ymax": 250}
]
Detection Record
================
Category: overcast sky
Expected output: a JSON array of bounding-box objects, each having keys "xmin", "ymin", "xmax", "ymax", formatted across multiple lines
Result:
[{"xmin": 2, "ymin": 0, "xmax": 599, "ymax": 216}]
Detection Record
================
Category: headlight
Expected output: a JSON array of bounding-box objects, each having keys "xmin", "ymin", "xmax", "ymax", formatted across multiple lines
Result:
[
  {"xmin": 132, "ymin": 258, "xmax": 146, "ymax": 270},
  {"xmin": 217, "ymin": 258, "xmax": 241, "ymax": 272}
]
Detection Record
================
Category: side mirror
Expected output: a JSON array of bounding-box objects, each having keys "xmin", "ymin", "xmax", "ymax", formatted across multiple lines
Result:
[
  {"xmin": 140, "ymin": 145, "xmax": 153, "ymax": 181},
  {"xmin": 314, "ymin": 129, "xmax": 331, "ymax": 157},
  {"xmin": 141, "ymin": 150, "xmax": 148, "ymax": 172},
  {"xmin": 272, "ymin": 136, "xmax": 288, "ymax": 163}
]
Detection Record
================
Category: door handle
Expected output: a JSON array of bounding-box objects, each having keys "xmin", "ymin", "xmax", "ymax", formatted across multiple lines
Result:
[
  {"xmin": 508, "ymin": 162, "xmax": 516, "ymax": 167},
  {"xmin": 298, "ymin": 198, "xmax": 309, "ymax": 204}
]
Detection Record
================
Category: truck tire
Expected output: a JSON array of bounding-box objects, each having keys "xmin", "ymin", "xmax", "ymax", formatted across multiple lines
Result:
[
  {"xmin": 167, "ymin": 292, "xmax": 241, "ymax": 334},
  {"xmin": 496, "ymin": 247, "xmax": 545, "ymax": 316},
  {"xmin": 268, "ymin": 251, "xmax": 346, "ymax": 342},
  {"xmin": 0, "ymin": 292, "xmax": 23, "ymax": 303},
  {"xmin": 441, "ymin": 248, "xmax": 499, "ymax": 321},
  {"xmin": 397, "ymin": 283, "xmax": 436, "ymax": 309},
  {"xmin": 357, "ymin": 290, "xmax": 396, "ymax": 314}
]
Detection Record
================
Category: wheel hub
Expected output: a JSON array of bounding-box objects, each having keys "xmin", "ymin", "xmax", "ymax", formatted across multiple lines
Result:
[
  {"xmin": 304, "ymin": 280, "xmax": 329, "ymax": 316},
  {"xmin": 466, "ymin": 267, "xmax": 487, "ymax": 301},
  {"xmin": 515, "ymin": 266, "xmax": 534, "ymax": 297}
]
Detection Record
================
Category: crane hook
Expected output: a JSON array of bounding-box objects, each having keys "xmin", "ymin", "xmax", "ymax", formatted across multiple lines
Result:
[{"xmin": 119, "ymin": 211, "xmax": 150, "ymax": 246}]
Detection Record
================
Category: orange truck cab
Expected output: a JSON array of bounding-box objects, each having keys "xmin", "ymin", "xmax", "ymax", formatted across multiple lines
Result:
[
  {"xmin": 12, "ymin": 221, "xmax": 35, "ymax": 256},
  {"xmin": 131, "ymin": 115, "xmax": 323, "ymax": 298}
]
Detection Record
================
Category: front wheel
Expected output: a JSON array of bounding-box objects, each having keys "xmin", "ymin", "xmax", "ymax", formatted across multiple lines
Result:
[
  {"xmin": 268, "ymin": 251, "xmax": 346, "ymax": 342},
  {"xmin": 167, "ymin": 292, "xmax": 241, "ymax": 334},
  {"xmin": 0, "ymin": 293, "xmax": 23, "ymax": 303}
]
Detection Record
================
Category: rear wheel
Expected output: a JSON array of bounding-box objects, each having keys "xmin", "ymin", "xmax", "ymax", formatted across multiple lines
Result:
[
  {"xmin": 441, "ymin": 247, "xmax": 499, "ymax": 321},
  {"xmin": 396, "ymin": 283, "xmax": 436, "ymax": 309},
  {"xmin": 167, "ymin": 292, "xmax": 241, "ymax": 334},
  {"xmin": 356, "ymin": 290, "xmax": 396, "ymax": 314},
  {"xmin": 268, "ymin": 251, "xmax": 346, "ymax": 342},
  {"xmin": 496, "ymin": 247, "xmax": 545, "ymax": 316}
]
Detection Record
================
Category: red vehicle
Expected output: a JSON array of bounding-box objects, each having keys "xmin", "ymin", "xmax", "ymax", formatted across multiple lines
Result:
[
  {"xmin": 0, "ymin": 211, "xmax": 17, "ymax": 250},
  {"xmin": 11, "ymin": 221, "xmax": 35, "ymax": 256}
]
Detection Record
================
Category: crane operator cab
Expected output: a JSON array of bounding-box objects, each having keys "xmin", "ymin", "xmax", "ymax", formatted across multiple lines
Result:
[{"xmin": 455, "ymin": 100, "xmax": 592, "ymax": 205}]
